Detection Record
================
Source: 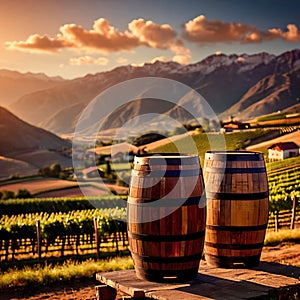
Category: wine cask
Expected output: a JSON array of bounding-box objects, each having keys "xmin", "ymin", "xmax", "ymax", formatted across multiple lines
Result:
[
  {"xmin": 127, "ymin": 153, "xmax": 206, "ymax": 281},
  {"xmin": 204, "ymin": 151, "xmax": 269, "ymax": 268}
]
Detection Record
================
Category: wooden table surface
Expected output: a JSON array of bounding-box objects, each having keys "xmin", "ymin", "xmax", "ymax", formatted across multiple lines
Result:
[{"xmin": 96, "ymin": 260, "xmax": 300, "ymax": 299}]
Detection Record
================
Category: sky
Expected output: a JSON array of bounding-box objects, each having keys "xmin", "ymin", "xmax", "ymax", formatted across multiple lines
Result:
[{"xmin": 1, "ymin": 0, "xmax": 300, "ymax": 79}]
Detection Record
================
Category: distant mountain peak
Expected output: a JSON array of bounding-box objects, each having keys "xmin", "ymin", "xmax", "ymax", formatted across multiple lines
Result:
[
  {"xmin": 0, "ymin": 69, "xmax": 65, "ymax": 81},
  {"xmin": 276, "ymin": 48, "xmax": 300, "ymax": 69}
]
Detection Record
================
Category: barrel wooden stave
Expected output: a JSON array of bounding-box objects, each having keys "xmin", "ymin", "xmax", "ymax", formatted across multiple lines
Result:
[
  {"xmin": 204, "ymin": 151, "xmax": 269, "ymax": 268},
  {"xmin": 127, "ymin": 154, "xmax": 206, "ymax": 281}
]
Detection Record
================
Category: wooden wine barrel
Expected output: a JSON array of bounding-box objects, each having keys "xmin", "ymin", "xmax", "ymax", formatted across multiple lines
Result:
[
  {"xmin": 203, "ymin": 151, "xmax": 269, "ymax": 268},
  {"xmin": 127, "ymin": 153, "xmax": 206, "ymax": 281}
]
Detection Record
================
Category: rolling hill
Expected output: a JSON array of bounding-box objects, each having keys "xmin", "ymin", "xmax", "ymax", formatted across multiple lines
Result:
[
  {"xmin": 0, "ymin": 156, "xmax": 38, "ymax": 180},
  {"xmin": 0, "ymin": 106, "xmax": 71, "ymax": 156}
]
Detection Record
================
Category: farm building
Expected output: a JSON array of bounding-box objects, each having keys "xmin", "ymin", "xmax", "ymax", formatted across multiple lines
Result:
[
  {"xmin": 268, "ymin": 142, "xmax": 300, "ymax": 161},
  {"xmin": 87, "ymin": 142, "xmax": 139, "ymax": 162},
  {"xmin": 221, "ymin": 120, "xmax": 251, "ymax": 132}
]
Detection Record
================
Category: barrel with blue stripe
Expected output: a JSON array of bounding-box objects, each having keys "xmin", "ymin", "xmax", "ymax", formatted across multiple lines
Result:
[
  {"xmin": 203, "ymin": 151, "xmax": 269, "ymax": 268},
  {"xmin": 127, "ymin": 153, "xmax": 206, "ymax": 281}
]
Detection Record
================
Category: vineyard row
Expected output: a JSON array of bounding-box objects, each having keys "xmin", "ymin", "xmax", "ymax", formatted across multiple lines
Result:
[{"xmin": 1, "ymin": 207, "xmax": 299, "ymax": 262}]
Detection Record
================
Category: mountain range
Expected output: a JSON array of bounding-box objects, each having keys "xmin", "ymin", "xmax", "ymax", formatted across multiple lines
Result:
[
  {"xmin": 2, "ymin": 49, "xmax": 300, "ymax": 136},
  {"xmin": 0, "ymin": 69, "xmax": 65, "ymax": 106}
]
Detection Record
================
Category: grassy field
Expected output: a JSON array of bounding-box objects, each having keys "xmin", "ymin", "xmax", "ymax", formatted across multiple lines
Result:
[
  {"xmin": 266, "ymin": 156, "xmax": 300, "ymax": 173},
  {"xmin": 0, "ymin": 178, "xmax": 78, "ymax": 195},
  {"xmin": 264, "ymin": 228, "xmax": 300, "ymax": 246},
  {"xmin": 150, "ymin": 130, "xmax": 271, "ymax": 165},
  {"xmin": 35, "ymin": 185, "xmax": 109, "ymax": 197},
  {"xmin": 257, "ymin": 113, "xmax": 287, "ymax": 122},
  {"xmin": 14, "ymin": 149, "xmax": 72, "ymax": 169},
  {"xmin": 0, "ymin": 156, "xmax": 38, "ymax": 180},
  {"xmin": 0, "ymin": 256, "xmax": 133, "ymax": 289}
]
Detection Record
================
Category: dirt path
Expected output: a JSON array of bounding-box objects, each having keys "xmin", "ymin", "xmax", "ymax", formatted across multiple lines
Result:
[{"xmin": 3, "ymin": 243, "xmax": 299, "ymax": 300}]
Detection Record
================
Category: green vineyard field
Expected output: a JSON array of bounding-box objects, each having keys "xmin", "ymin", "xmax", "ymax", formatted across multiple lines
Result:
[
  {"xmin": 1, "ymin": 151, "xmax": 300, "ymax": 262},
  {"xmin": 0, "ymin": 195, "xmax": 127, "ymax": 216},
  {"xmin": 0, "ymin": 208, "xmax": 127, "ymax": 261}
]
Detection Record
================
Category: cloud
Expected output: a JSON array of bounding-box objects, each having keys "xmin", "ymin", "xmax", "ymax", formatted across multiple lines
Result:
[
  {"xmin": 128, "ymin": 18, "xmax": 177, "ymax": 49},
  {"xmin": 183, "ymin": 15, "xmax": 300, "ymax": 44},
  {"xmin": 5, "ymin": 34, "xmax": 71, "ymax": 53},
  {"xmin": 268, "ymin": 24, "xmax": 300, "ymax": 42},
  {"xmin": 6, "ymin": 17, "xmax": 191, "ymax": 63},
  {"xmin": 128, "ymin": 19, "xmax": 191, "ymax": 63},
  {"xmin": 5, "ymin": 18, "xmax": 143, "ymax": 54},
  {"xmin": 183, "ymin": 15, "xmax": 259, "ymax": 43},
  {"xmin": 69, "ymin": 56, "xmax": 109, "ymax": 66},
  {"xmin": 59, "ymin": 18, "xmax": 141, "ymax": 53}
]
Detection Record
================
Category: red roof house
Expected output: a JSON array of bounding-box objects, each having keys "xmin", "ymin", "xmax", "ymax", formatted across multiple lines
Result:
[{"xmin": 268, "ymin": 142, "xmax": 300, "ymax": 160}]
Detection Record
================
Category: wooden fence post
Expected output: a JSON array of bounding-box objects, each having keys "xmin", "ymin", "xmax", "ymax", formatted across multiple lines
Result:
[
  {"xmin": 114, "ymin": 232, "xmax": 119, "ymax": 255},
  {"xmin": 61, "ymin": 237, "xmax": 66, "ymax": 257},
  {"xmin": 36, "ymin": 219, "xmax": 41, "ymax": 262},
  {"xmin": 275, "ymin": 211, "xmax": 279, "ymax": 232},
  {"xmin": 94, "ymin": 217, "xmax": 100, "ymax": 259},
  {"xmin": 290, "ymin": 195, "xmax": 298, "ymax": 230}
]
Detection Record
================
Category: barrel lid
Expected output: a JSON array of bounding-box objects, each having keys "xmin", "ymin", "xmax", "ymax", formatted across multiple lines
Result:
[{"xmin": 205, "ymin": 151, "xmax": 264, "ymax": 161}]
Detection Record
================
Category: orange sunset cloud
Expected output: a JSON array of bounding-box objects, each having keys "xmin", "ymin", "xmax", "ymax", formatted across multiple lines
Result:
[
  {"xmin": 128, "ymin": 18, "xmax": 177, "ymax": 49},
  {"xmin": 59, "ymin": 18, "xmax": 141, "ymax": 53},
  {"xmin": 5, "ymin": 34, "xmax": 72, "ymax": 53},
  {"xmin": 183, "ymin": 15, "xmax": 300, "ymax": 44},
  {"xmin": 268, "ymin": 24, "xmax": 300, "ymax": 42}
]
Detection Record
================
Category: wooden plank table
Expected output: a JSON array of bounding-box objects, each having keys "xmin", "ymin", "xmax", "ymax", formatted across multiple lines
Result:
[{"xmin": 96, "ymin": 260, "xmax": 300, "ymax": 299}]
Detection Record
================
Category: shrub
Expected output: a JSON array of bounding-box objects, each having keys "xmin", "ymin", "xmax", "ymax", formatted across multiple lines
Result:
[
  {"xmin": 15, "ymin": 189, "xmax": 32, "ymax": 199},
  {"xmin": 1, "ymin": 190, "xmax": 15, "ymax": 200},
  {"xmin": 38, "ymin": 164, "xmax": 63, "ymax": 178}
]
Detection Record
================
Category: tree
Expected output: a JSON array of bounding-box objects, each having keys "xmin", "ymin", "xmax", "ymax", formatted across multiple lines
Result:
[
  {"xmin": 38, "ymin": 163, "xmax": 63, "ymax": 178},
  {"xmin": 50, "ymin": 163, "xmax": 62, "ymax": 177},
  {"xmin": 59, "ymin": 172, "xmax": 67, "ymax": 180},
  {"xmin": 38, "ymin": 166, "xmax": 51, "ymax": 177},
  {"xmin": 15, "ymin": 189, "xmax": 32, "ymax": 198},
  {"xmin": 1, "ymin": 190, "xmax": 15, "ymax": 200}
]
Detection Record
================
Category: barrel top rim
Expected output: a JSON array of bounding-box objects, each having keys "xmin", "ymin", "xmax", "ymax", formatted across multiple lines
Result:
[
  {"xmin": 135, "ymin": 153, "xmax": 198, "ymax": 158},
  {"xmin": 206, "ymin": 151, "xmax": 262, "ymax": 155}
]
